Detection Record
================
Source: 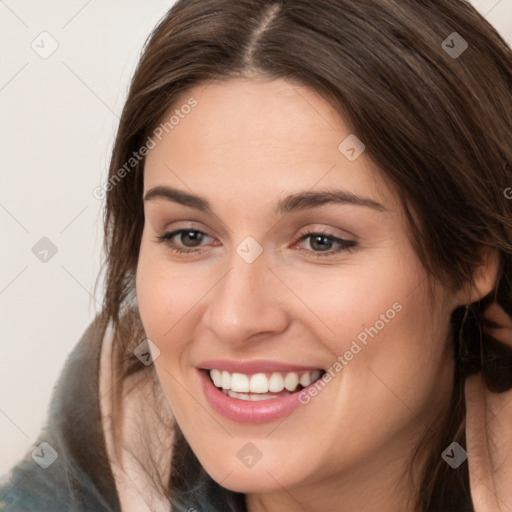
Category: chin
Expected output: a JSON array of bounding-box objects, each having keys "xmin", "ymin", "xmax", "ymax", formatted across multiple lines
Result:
[
  {"xmin": 210, "ymin": 470, "xmax": 295, "ymax": 494},
  {"xmin": 198, "ymin": 454, "xmax": 308, "ymax": 494}
]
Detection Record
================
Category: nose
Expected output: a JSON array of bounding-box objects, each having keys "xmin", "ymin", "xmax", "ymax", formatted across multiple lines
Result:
[{"xmin": 202, "ymin": 248, "xmax": 290, "ymax": 347}]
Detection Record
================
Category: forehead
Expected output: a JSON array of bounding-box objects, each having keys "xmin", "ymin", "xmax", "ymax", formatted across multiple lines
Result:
[{"xmin": 144, "ymin": 78, "xmax": 398, "ymax": 211}]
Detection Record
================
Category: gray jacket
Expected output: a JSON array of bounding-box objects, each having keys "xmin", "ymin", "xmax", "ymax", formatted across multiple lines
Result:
[{"xmin": 0, "ymin": 316, "xmax": 121, "ymax": 511}]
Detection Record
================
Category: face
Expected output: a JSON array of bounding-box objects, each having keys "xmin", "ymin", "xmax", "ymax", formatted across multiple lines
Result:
[{"xmin": 136, "ymin": 77, "xmax": 459, "ymax": 499}]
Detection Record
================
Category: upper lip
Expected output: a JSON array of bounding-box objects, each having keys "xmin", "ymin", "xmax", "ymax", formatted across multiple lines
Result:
[{"xmin": 197, "ymin": 359, "xmax": 325, "ymax": 374}]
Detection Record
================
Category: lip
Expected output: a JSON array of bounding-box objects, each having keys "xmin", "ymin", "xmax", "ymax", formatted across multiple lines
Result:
[
  {"xmin": 197, "ymin": 368, "xmax": 323, "ymax": 424},
  {"xmin": 197, "ymin": 359, "xmax": 324, "ymax": 374}
]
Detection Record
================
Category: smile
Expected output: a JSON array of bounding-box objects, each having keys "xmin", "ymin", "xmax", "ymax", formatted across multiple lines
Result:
[
  {"xmin": 197, "ymin": 366, "xmax": 327, "ymax": 424},
  {"xmin": 208, "ymin": 369, "xmax": 324, "ymax": 400}
]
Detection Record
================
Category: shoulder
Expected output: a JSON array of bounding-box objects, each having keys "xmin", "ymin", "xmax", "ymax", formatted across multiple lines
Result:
[{"xmin": 0, "ymin": 315, "xmax": 121, "ymax": 512}]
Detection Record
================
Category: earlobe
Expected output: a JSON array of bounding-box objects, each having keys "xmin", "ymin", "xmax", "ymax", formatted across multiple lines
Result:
[{"xmin": 457, "ymin": 247, "xmax": 501, "ymax": 305}]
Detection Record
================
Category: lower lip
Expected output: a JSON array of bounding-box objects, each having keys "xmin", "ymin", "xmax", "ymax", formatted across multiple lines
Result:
[{"xmin": 197, "ymin": 369, "xmax": 317, "ymax": 424}]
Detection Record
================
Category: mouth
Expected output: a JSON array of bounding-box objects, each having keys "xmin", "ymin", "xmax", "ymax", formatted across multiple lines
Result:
[{"xmin": 201, "ymin": 368, "xmax": 326, "ymax": 401}]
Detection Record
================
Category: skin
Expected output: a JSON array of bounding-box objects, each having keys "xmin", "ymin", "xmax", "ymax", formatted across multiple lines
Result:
[{"xmin": 135, "ymin": 77, "xmax": 497, "ymax": 512}]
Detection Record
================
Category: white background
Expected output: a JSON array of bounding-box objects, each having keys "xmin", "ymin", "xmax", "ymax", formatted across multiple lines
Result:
[{"xmin": 1, "ymin": 0, "xmax": 511, "ymax": 476}]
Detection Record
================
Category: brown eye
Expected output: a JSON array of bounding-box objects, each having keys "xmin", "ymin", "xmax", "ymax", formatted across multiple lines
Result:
[
  {"xmin": 155, "ymin": 229, "xmax": 213, "ymax": 253},
  {"xmin": 293, "ymin": 230, "xmax": 357, "ymax": 258},
  {"xmin": 177, "ymin": 230, "xmax": 205, "ymax": 247}
]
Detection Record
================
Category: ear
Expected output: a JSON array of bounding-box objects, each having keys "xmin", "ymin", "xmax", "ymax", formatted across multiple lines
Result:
[{"xmin": 455, "ymin": 247, "xmax": 501, "ymax": 306}]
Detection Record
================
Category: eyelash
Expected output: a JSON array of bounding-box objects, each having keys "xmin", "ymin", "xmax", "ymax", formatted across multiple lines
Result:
[{"xmin": 155, "ymin": 227, "xmax": 357, "ymax": 258}]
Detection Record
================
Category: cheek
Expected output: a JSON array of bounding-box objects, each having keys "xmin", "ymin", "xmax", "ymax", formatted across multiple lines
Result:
[
  {"xmin": 275, "ymin": 255, "xmax": 407, "ymax": 357},
  {"xmin": 135, "ymin": 236, "xmax": 204, "ymax": 340},
  {"xmin": 292, "ymin": 253, "xmax": 452, "ymax": 419},
  {"xmin": 330, "ymin": 280, "xmax": 453, "ymax": 436},
  {"xmin": 135, "ymin": 246, "xmax": 203, "ymax": 411}
]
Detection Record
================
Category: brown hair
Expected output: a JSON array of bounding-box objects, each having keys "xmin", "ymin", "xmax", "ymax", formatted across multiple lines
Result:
[{"xmin": 93, "ymin": 1, "xmax": 512, "ymax": 510}]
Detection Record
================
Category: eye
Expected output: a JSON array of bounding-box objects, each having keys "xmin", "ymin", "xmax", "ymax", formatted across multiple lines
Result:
[
  {"xmin": 155, "ymin": 229, "xmax": 213, "ymax": 253},
  {"xmin": 154, "ymin": 227, "xmax": 357, "ymax": 258},
  {"xmin": 292, "ymin": 228, "xmax": 357, "ymax": 258}
]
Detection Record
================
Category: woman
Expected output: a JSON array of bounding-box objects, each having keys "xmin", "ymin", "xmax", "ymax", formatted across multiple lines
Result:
[{"xmin": 1, "ymin": 0, "xmax": 512, "ymax": 511}]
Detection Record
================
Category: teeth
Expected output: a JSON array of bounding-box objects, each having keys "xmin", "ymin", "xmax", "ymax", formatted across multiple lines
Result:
[
  {"xmin": 299, "ymin": 372, "xmax": 312, "ymax": 387},
  {"xmin": 310, "ymin": 370, "xmax": 322, "ymax": 383},
  {"xmin": 284, "ymin": 372, "xmax": 299, "ymax": 392},
  {"xmin": 250, "ymin": 373, "xmax": 269, "ymax": 393},
  {"xmin": 231, "ymin": 372, "xmax": 250, "ymax": 392},
  {"xmin": 225, "ymin": 390, "xmax": 282, "ymax": 401},
  {"xmin": 221, "ymin": 371, "xmax": 231, "ymax": 390},
  {"xmin": 269, "ymin": 373, "xmax": 284, "ymax": 392},
  {"xmin": 210, "ymin": 369, "xmax": 222, "ymax": 387},
  {"xmin": 208, "ymin": 369, "xmax": 324, "ymax": 394}
]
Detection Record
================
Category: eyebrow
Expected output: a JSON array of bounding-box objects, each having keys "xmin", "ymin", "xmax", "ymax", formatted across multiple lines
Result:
[{"xmin": 143, "ymin": 186, "xmax": 386, "ymax": 214}]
